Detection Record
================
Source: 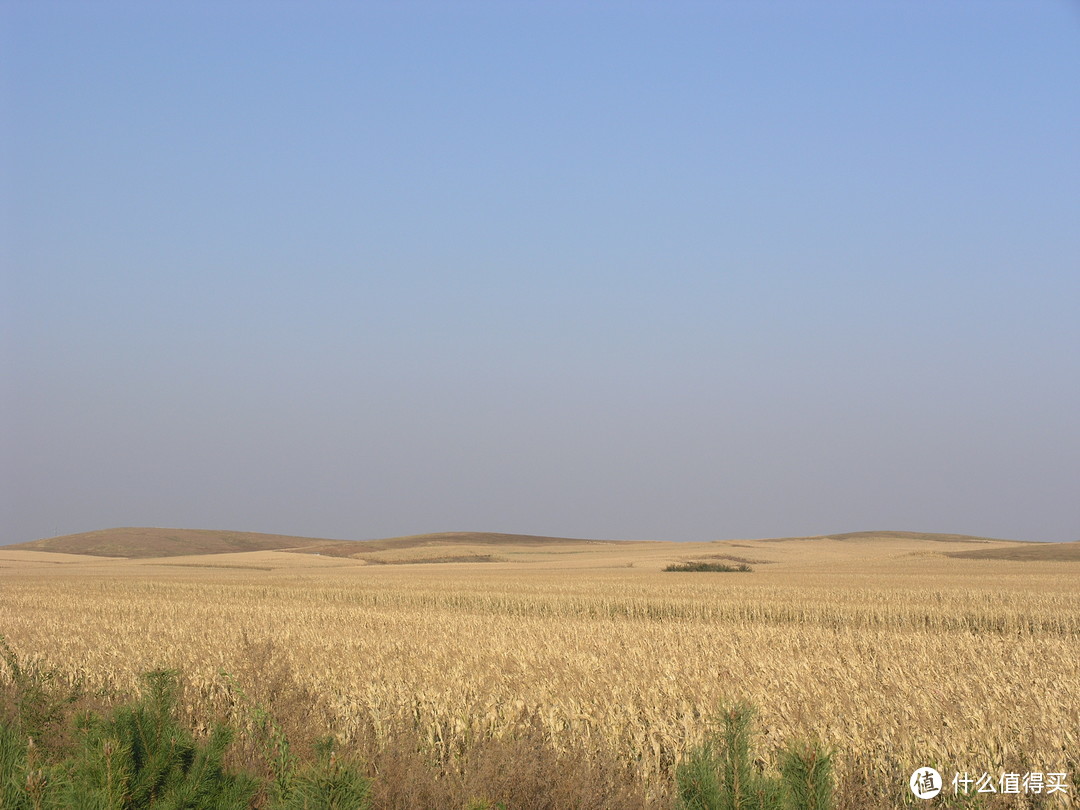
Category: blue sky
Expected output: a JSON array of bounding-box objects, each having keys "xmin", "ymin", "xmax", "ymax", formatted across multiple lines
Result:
[{"xmin": 3, "ymin": 1, "xmax": 1078, "ymax": 543}]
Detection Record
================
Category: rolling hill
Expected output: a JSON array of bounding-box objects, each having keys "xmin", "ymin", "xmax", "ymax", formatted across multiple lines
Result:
[
  {"xmin": 291, "ymin": 531, "xmax": 625, "ymax": 558},
  {"xmin": 942, "ymin": 540, "xmax": 1080, "ymax": 562},
  {"xmin": 3, "ymin": 527, "xmax": 627, "ymax": 560},
  {"xmin": 819, "ymin": 530, "xmax": 1023, "ymax": 544},
  {"xmin": 2, "ymin": 527, "xmax": 349, "ymax": 558},
  {"xmin": 5, "ymin": 527, "xmax": 1073, "ymax": 564}
]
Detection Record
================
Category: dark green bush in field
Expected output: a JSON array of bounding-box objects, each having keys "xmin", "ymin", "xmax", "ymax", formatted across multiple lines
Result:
[
  {"xmin": 664, "ymin": 562, "xmax": 753, "ymax": 573},
  {"xmin": 0, "ymin": 667, "xmax": 259, "ymax": 809},
  {"xmin": 274, "ymin": 737, "xmax": 370, "ymax": 810},
  {"xmin": 0, "ymin": 635, "xmax": 84, "ymax": 753},
  {"xmin": 0, "ymin": 639, "xmax": 371, "ymax": 810},
  {"xmin": 676, "ymin": 702, "xmax": 833, "ymax": 810}
]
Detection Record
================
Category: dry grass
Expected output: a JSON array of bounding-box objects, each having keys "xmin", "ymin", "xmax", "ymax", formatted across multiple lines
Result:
[{"xmin": 1, "ymin": 535, "xmax": 1077, "ymax": 808}]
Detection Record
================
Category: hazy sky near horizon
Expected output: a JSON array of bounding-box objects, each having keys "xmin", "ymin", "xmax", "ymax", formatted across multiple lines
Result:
[{"xmin": 2, "ymin": 1, "xmax": 1078, "ymax": 545}]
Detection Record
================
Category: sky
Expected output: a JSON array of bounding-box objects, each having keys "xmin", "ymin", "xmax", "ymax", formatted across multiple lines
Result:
[{"xmin": 2, "ymin": 1, "xmax": 1078, "ymax": 545}]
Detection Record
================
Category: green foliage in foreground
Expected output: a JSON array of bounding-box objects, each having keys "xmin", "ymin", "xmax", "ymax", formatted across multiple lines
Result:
[
  {"xmin": 1, "ymin": 670, "xmax": 258, "ymax": 809},
  {"xmin": 0, "ymin": 641, "xmax": 370, "ymax": 810},
  {"xmin": 676, "ymin": 702, "xmax": 833, "ymax": 810},
  {"xmin": 3, "ymin": 634, "xmax": 844, "ymax": 810},
  {"xmin": 664, "ymin": 561, "xmax": 753, "ymax": 573}
]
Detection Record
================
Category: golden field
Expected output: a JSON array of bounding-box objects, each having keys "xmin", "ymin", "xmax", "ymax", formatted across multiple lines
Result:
[{"xmin": 1, "ymin": 531, "xmax": 1077, "ymax": 807}]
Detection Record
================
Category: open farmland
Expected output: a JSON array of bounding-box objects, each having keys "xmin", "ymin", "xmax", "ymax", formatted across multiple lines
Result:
[{"xmin": 1, "ymin": 530, "xmax": 1077, "ymax": 808}]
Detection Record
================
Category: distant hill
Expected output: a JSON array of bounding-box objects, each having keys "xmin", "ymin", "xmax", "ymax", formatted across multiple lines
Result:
[
  {"xmin": 819, "ymin": 530, "xmax": 1023, "ymax": 544},
  {"xmin": 7, "ymin": 526, "xmax": 1065, "ymax": 562},
  {"xmin": 943, "ymin": 540, "xmax": 1080, "ymax": 562},
  {"xmin": 4, "ymin": 528, "xmax": 624, "ymax": 559},
  {"xmin": 4, "ymin": 527, "xmax": 351, "ymax": 558},
  {"xmin": 298, "ymin": 531, "xmax": 624, "ymax": 558},
  {"xmin": 753, "ymin": 530, "xmax": 1026, "ymax": 545}
]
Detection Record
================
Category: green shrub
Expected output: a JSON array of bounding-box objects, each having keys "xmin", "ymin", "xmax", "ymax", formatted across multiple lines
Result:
[
  {"xmin": 0, "ymin": 634, "xmax": 84, "ymax": 753},
  {"xmin": 1, "ymin": 649, "xmax": 372, "ymax": 810},
  {"xmin": 0, "ymin": 720, "xmax": 34, "ymax": 809},
  {"xmin": 676, "ymin": 702, "xmax": 833, "ymax": 810},
  {"xmin": 220, "ymin": 668, "xmax": 371, "ymax": 810},
  {"xmin": 275, "ymin": 736, "xmax": 370, "ymax": 810},
  {"xmin": 778, "ymin": 739, "xmax": 833, "ymax": 810},
  {"xmin": 55, "ymin": 669, "xmax": 259, "ymax": 809},
  {"xmin": 664, "ymin": 562, "xmax": 753, "ymax": 573}
]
